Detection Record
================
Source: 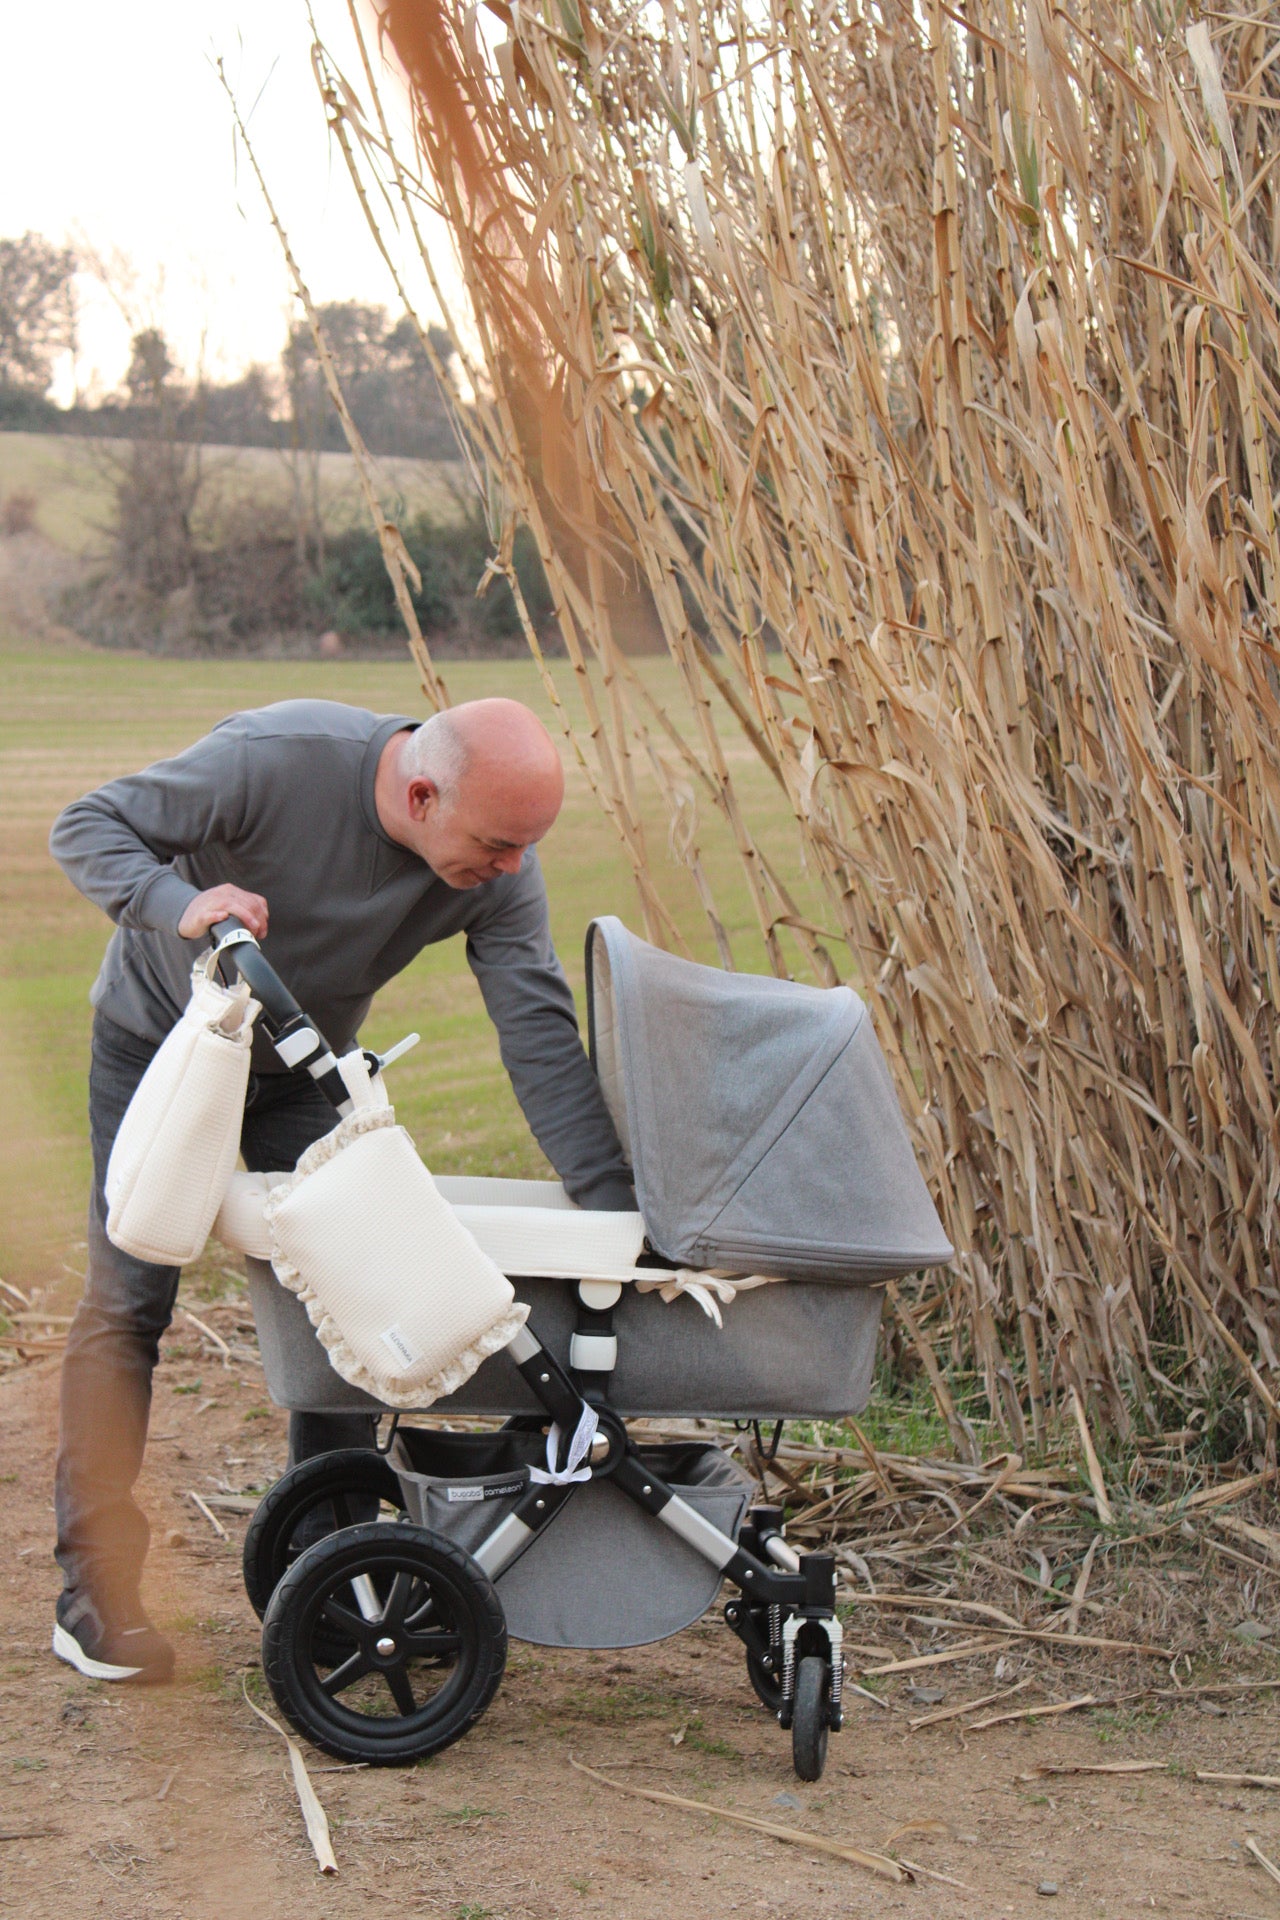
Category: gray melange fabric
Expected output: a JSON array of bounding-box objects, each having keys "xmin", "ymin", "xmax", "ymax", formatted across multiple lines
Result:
[
  {"xmin": 244, "ymin": 1256, "xmax": 885, "ymax": 1418},
  {"xmin": 491, "ymin": 1450, "xmax": 751, "ymax": 1649},
  {"xmin": 49, "ymin": 700, "xmax": 634, "ymax": 1208},
  {"xmin": 392, "ymin": 1435, "xmax": 754, "ymax": 1649},
  {"xmin": 586, "ymin": 916, "xmax": 956, "ymax": 1281}
]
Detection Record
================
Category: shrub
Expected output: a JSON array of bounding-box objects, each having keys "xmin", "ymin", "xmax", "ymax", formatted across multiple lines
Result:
[
  {"xmin": 63, "ymin": 490, "xmax": 558, "ymax": 657},
  {"xmin": 0, "ymin": 490, "xmax": 37, "ymax": 536},
  {"xmin": 305, "ymin": 511, "xmax": 554, "ymax": 645}
]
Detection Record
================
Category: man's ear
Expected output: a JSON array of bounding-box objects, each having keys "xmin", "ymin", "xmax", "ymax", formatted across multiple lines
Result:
[{"xmin": 406, "ymin": 777, "xmax": 438, "ymax": 821}]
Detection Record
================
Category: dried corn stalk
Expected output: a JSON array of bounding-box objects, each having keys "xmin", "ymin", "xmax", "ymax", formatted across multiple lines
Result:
[{"xmin": 308, "ymin": 0, "xmax": 1280, "ymax": 1440}]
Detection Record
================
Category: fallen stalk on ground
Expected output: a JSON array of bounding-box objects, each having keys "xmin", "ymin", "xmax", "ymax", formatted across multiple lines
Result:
[{"xmin": 568, "ymin": 1756, "xmax": 909, "ymax": 1885}]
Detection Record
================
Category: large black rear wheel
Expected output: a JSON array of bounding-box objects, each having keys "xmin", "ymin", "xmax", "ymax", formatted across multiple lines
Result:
[
  {"xmin": 243, "ymin": 1448, "xmax": 404, "ymax": 1624},
  {"xmin": 261, "ymin": 1523, "xmax": 507, "ymax": 1764}
]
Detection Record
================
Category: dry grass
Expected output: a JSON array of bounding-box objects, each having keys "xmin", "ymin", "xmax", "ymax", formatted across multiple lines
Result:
[
  {"xmin": 283, "ymin": 0, "xmax": 1280, "ymax": 1445},
  {"xmin": 714, "ymin": 1412, "xmax": 1280, "ymax": 1719}
]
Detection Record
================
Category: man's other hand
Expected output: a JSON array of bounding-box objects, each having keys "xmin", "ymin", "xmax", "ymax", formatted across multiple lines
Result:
[{"xmin": 178, "ymin": 885, "xmax": 270, "ymax": 941}]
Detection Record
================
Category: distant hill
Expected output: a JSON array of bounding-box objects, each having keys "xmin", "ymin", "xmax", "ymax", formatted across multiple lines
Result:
[{"xmin": 0, "ymin": 430, "xmax": 467, "ymax": 558}]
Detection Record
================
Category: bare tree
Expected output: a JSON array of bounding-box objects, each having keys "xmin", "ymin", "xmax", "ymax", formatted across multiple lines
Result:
[
  {"xmin": 113, "ymin": 327, "xmax": 201, "ymax": 598},
  {"xmin": 0, "ymin": 233, "xmax": 76, "ymax": 391}
]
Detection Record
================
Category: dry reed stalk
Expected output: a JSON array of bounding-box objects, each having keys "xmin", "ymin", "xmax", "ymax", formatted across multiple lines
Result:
[
  {"xmin": 1212, "ymin": 1514, "xmax": 1280, "ymax": 1564},
  {"xmin": 1245, "ymin": 1837, "xmax": 1280, "ymax": 1888},
  {"xmin": 568, "ymin": 1756, "xmax": 909, "ymax": 1882},
  {"xmin": 294, "ymin": 0, "xmax": 1280, "ymax": 1439},
  {"xmin": 185, "ymin": 1491, "xmax": 229, "ymax": 1540},
  {"xmin": 1071, "ymin": 1388, "xmax": 1115, "ymax": 1525},
  {"xmin": 909, "ymin": 1678, "xmax": 1034, "ymax": 1729},
  {"xmin": 1062, "ymin": 1531, "xmax": 1100, "ymax": 1634},
  {"xmin": 1024, "ymin": 1762, "xmax": 1166, "ymax": 1778},
  {"xmin": 964, "ymin": 1691, "xmax": 1098, "ymax": 1730},
  {"xmin": 1031, "ymin": 1764, "xmax": 1280, "ymax": 1786},
  {"xmin": 242, "ymin": 1683, "xmax": 339, "ymax": 1876},
  {"xmin": 862, "ymin": 1637, "xmax": 1005, "ymax": 1676},
  {"xmin": 1195, "ymin": 1772, "xmax": 1280, "ymax": 1791}
]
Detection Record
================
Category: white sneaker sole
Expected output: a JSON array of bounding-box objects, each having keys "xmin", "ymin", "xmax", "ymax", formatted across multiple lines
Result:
[{"xmin": 52, "ymin": 1620, "xmax": 144, "ymax": 1681}]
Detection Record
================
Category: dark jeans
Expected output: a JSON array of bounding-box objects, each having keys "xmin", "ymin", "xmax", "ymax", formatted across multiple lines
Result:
[{"xmin": 55, "ymin": 1013, "xmax": 375, "ymax": 1606}]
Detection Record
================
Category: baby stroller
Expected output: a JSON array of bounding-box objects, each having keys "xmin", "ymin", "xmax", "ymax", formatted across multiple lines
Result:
[{"xmin": 211, "ymin": 914, "xmax": 953, "ymax": 1779}]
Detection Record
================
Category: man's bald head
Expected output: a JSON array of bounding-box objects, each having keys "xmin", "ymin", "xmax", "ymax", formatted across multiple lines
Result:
[
  {"xmin": 405, "ymin": 700, "xmax": 563, "ymax": 815},
  {"xmin": 379, "ymin": 698, "xmax": 565, "ymax": 888}
]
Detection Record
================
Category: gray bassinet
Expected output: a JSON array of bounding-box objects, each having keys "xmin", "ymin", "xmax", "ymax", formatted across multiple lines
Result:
[
  {"xmin": 246, "ymin": 1257, "xmax": 884, "ymax": 1417},
  {"xmin": 246, "ymin": 916, "xmax": 950, "ymax": 1423}
]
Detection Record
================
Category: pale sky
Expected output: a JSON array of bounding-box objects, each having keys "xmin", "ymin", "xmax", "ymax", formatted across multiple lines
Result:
[{"xmin": 0, "ymin": 0, "xmax": 445, "ymax": 403}]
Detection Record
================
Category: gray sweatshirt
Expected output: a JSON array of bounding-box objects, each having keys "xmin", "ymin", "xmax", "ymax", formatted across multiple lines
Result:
[{"xmin": 50, "ymin": 699, "xmax": 635, "ymax": 1209}]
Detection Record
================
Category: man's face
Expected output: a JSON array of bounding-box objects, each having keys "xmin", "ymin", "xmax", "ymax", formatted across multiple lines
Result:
[{"xmin": 405, "ymin": 777, "xmax": 559, "ymax": 888}]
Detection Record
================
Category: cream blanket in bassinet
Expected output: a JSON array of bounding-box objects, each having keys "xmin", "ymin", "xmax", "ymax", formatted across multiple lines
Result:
[{"xmin": 216, "ymin": 1165, "xmax": 780, "ymax": 1331}]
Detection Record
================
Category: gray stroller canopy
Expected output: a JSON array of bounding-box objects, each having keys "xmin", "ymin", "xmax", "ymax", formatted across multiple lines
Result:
[{"xmin": 586, "ymin": 918, "xmax": 954, "ymax": 1285}]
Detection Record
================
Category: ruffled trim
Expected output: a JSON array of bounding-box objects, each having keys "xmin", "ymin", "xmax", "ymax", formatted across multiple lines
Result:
[
  {"xmin": 262, "ymin": 1102, "xmax": 529, "ymax": 1409},
  {"xmin": 273, "ymin": 1271, "xmax": 529, "ymax": 1410},
  {"xmin": 272, "ymin": 1102, "xmax": 396, "ymax": 1182}
]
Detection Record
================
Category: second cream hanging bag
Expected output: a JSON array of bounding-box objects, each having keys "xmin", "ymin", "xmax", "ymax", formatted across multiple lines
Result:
[{"xmin": 262, "ymin": 1052, "xmax": 528, "ymax": 1407}]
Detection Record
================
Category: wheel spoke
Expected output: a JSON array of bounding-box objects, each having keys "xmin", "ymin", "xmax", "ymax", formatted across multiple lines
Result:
[
  {"xmin": 403, "ymin": 1630, "xmax": 462, "ymax": 1660},
  {"xmin": 331, "ymin": 1490, "xmax": 356, "ymax": 1529},
  {"xmin": 382, "ymin": 1569, "xmax": 415, "ymax": 1630},
  {"xmin": 320, "ymin": 1597, "xmax": 366, "ymax": 1641},
  {"xmin": 384, "ymin": 1662, "xmax": 418, "ymax": 1715},
  {"xmin": 321, "ymin": 1650, "xmax": 373, "ymax": 1696},
  {"xmin": 403, "ymin": 1593, "xmax": 437, "ymax": 1633}
]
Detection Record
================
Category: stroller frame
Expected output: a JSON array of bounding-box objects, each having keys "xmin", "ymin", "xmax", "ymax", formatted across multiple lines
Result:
[{"xmin": 211, "ymin": 919, "xmax": 846, "ymax": 1778}]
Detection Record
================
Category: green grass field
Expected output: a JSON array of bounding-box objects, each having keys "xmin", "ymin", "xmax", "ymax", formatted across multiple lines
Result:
[
  {"xmin": 0, "ymin": 430, "xmax": 467, "ymax": 557},
  {"xmin": 0, "ymin": 622, "xmax": 819, "ymax": 1300}
]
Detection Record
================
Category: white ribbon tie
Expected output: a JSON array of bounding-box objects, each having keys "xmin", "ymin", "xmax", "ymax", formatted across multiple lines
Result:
[{"xmin": 528, "ymin": 1401, "xmax": 599, "ymax": 1485}]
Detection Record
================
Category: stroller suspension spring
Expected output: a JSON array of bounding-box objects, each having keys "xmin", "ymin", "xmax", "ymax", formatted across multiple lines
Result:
[{"xmin": 780, "ymin": 1634, "xmax": 796, "ymax": 1707}]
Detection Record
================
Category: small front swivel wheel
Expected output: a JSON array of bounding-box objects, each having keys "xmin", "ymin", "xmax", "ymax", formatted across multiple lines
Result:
[{"xmin": 791, "ymin": 1655, "xmax": 830, "ymax": 1781}]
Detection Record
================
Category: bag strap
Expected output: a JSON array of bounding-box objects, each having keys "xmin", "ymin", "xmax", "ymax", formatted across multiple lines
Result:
[
  {"xmin": 190, "ymin": 958, "xmax": 259, "ymax": 1038},
  {"xmin": 334, "ymin": 1049, "xmax": 391, "ymax": 1112}
]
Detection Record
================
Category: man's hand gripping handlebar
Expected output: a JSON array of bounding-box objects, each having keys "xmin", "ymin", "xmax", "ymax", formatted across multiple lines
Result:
[{"xmin": 180, "ymin": 885, "xmax": 269, "ymax": 941}]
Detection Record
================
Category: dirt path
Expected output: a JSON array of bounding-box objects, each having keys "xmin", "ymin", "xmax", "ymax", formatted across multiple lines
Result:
[{"xmin": 5, "ymin": 1335, "xmax": 1280, "ymax": 1920}]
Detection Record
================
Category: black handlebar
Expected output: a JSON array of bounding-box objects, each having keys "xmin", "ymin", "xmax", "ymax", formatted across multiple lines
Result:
[
  {"xmin": 208, "ymin": 917, "xmax": 349, "ymax": 1109},
  {"xmin": 209, "ymin": 917, "xmax": 304, "ymax": 1030}
]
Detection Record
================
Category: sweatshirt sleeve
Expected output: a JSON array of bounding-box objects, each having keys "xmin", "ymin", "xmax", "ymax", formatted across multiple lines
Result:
[
  {"xmin": 465, "ymin": 852, "xmax": 637, "ymax": 1211},
  {"xmin": 48, "ymin": 721, "xmax": 249, "ymax": 935}
]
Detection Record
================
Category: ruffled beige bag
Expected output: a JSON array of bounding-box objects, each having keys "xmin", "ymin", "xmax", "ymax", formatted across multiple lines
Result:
[
  {"xmin": 262, "ymin": 1052, "xmax": 528, "ymax": 1408},
  {"xmin": 105, "ymin": 958, "xmax": 260, "ymax": 1265}
]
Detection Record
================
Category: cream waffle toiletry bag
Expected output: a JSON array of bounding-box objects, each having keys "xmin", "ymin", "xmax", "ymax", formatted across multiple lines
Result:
[
  {"xmin": 105, "ymin": 958, "xmax": 260, "ymax": 1265},
  {"xmin": 263, "ymin": 1052, "xmax": 528, "ymax": 1408}
]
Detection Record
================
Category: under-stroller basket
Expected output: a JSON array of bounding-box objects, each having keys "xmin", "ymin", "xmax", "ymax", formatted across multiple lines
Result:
[{"xmin": 391, "ymin": 1429, "xmax": 753, "ymax": 1650}]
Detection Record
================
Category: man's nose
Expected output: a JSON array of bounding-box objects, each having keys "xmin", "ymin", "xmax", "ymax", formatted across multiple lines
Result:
[{"xmin": 493, "ymin": 847, "xmax": 525, "ymax": 874}]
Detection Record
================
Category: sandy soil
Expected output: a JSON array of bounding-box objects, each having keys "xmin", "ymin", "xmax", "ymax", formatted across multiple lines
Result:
[{"xmin": 5, "ymin": 1328, "xmax": 1280, "ymax": 1920}]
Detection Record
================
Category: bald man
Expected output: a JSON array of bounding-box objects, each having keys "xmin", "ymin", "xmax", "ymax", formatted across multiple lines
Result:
[{"xmin": 48, "ymin": 697, "xmax": 634, "ymax": 1681}]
